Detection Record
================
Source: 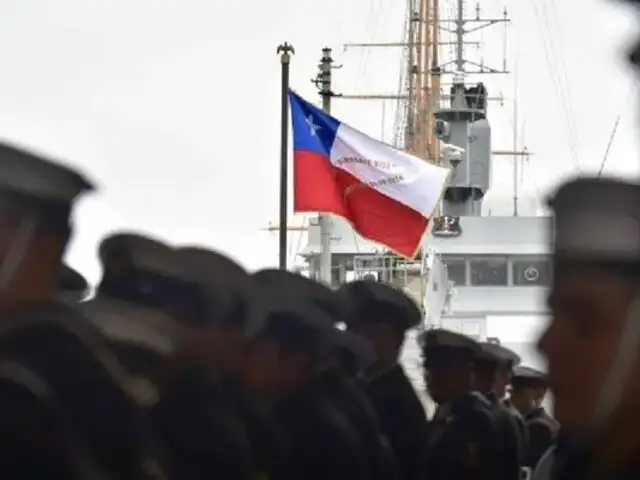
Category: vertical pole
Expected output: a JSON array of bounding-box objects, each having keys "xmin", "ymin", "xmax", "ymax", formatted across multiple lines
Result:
[
  {"xmin": 513, "ymin": 66, "xmax": 519, "ymax": 216},
  {"xmin": 277, "ymin": 42, "xmax": 294, "ymax": 270},
  {"xmin": 455, "ymin": 0, "xmax": 464, "ymax": 71},
  {"xmin": 513, "ymin": 98, "xmax": 518, "ymax": 216},
  {"xmin": 318, "ymin": 47, "xmax": 333, "ymax": 285},
  {"xmin": 381, "ymin": 100, "xmax": 386, "ymax": 141}
]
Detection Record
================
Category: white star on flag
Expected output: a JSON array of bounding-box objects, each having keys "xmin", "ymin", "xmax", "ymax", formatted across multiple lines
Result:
[{"xmin": 305, "ymin": 115, "xmax": 320, "ymax": 136}]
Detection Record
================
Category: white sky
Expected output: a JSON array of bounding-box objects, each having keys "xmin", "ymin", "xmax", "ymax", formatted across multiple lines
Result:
[{"xmin": 0, "ymin": 0, "xmax": 638, "ymax": 283}]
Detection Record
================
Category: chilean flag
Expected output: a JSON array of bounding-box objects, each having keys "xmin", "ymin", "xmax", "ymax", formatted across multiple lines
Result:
[{"xmin": 289, "ymin": 90, "xmax": 450, "ymax": 258}]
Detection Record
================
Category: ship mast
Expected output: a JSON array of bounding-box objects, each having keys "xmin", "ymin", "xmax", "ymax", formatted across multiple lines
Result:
[{"xmin": 343, "ymin": 0, "xmax": 443, "ymax": 163}]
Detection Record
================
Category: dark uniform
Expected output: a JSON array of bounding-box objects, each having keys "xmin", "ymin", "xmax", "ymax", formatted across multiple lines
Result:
[
  {"xmin": 541, "ymin": 178, "xmax": 640, "ymax": 478},
  {"xmin": 84, "ymin": 236, "xmax": 260, "ymax": 480},
  {"xmin": 174, "ymin": 248, "xmax": 287, "ymax": 480},
  {"xmin": 0, "ymin": 144, "xmax": 163, "ymax": 479},
  {"xmin": 250, "ymin": 280, "xmax": 370, "ymax": 480},
  {"xmin": 474, "ymin": 342, "xmax": 526, "ymax": 479},
  {"xmin": 422, "ymin": 328, "xmax": 504, "ymax": 479},
  {"xmin": 341, "ymin": 280, "xmax": 430, "ymax": 480},
  {"xmin": 511, "ymin": 365, "xmax": 558, "ymax": 470},
  {"xmin": 254, "ymin": 269, "xmax": 396, "ymax": 480}
]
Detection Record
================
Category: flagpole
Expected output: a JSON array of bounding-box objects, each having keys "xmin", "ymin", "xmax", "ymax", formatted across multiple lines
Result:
[
  {"xmin": 277, "ymin": 42, "xmax": 294, "ymax": 270},
  {"xmin": 317, "ymin": 47, "xmax": 333, "ymax": 285}
]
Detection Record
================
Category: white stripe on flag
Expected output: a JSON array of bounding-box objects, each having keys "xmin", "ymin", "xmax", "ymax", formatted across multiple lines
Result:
[{"xmin": 329, "ymin": 122, "xmax": 450, "ymax": 218}]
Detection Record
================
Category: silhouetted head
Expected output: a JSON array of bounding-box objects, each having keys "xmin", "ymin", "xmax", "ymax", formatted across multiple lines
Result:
[
  {"xmin": 0, "ymin": 142, "xmax": 93, "ymax": 310},
  {"xmin": 539, "ymin": 177, "xmax": 640, "ymax": 435}
]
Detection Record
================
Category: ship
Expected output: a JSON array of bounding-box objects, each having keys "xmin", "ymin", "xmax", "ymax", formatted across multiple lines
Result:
[{"xmin": 273, "ymin": 0, "xmax": 550, "ymax": 403}]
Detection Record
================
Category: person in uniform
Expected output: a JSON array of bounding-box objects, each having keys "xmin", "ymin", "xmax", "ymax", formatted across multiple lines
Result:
[
  {"xmin": 473, "ymin": 341, "xmax": 526, "ymax": 479},
  {"xmin": 340, "ymin": 279, "xmax": 429, "ymax": 480},
  {"xmin": 421, "ymin": 328, "xmax": 504, "ymax": 479},
  {"xmin": 175, "ymin": 247, "xmax": 290, "ymax": 480},
  {"xmin": 83, "ymin": 234, "xmax": 258, "ymax": 480},
  {"xmin": 243, "ymin": 273, "xmax": 369, "ymax": 480},
  {"xmin": 510, "ymin": 365, "xmax": 559, "ymax": 469},
  {"xmin": 253, "ymin": 269, "xmax": 397, "ymax": 480},
  {"xmin": 537, "ymin": 177, "xmax": 640, "ymax": 478},
  {"xmin": 57, "ymin": 263, "xmax": 89, "ymax": 303},
  {"xmin": 0, "ymin": 143, "xmax": 163, "ymax": 479},
  {"xmin": 81, "ymin": 233, "xmax": 200, "ymax": 389}
]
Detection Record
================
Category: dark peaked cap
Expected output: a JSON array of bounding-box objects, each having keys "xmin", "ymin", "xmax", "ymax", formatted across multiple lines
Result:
[
  {"xmin": 253, "ymin": 269, "xmax": 352, "ymax": 323},
  {"xmin": 511, "ymin": 365, "xmax": 548, "ymax": 388},
  {"xmin": 59, "ymin": 263, "xmax": 88, "ymax": 294},
  {"xmin": 176, "ymin": 247, "xmax": 261, "ymax": 337},
  {"xmin": 255, "ymin": 288, "xmax": 342, "ymax": 353},
  {"xmin": 0, "ymin": 141, "xmax": 93, "ymax": 219},
  {"xmin": 99, "ymin": 232, "xmax": 187, "ymax": 278},
  {"xmin": 253, "ymin": 269, "xmax": 373, "ymax": 366},
  {"xmin": 420, "ymin": 328, "xmax": 481, "ymax": 356},
  {"xmin": 548, "ymin": 177, "xmax": 640, "ymax": 264},
  {"xmin": 512, "ymin": 365, "xmax": 547, "ymax": 381},
  {"xmin": 476, "ymin": 342, "xmax": 521, "ymax": 367},
  {"xmin": 340, "ymin": 280, "xmax": 421, "ymax": 330}
]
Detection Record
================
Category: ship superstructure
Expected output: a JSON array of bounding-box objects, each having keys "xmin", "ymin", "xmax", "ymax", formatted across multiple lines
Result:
[{"xmin": 281, "ymin": 0, "xmax": 551, "ymax": 375}]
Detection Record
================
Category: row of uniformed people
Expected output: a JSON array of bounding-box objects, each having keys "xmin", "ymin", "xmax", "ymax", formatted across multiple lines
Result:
[
  {"xmin": 0, "ymin": 142, "xmax": 434, "ymax": 479},
  {"xmin": 420, "ymin": 328, "xmax": 559, "ymax": 478}
]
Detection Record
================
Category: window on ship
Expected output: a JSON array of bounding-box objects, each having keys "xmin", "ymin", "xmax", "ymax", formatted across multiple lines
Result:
[
  {"xmin": 470, "ymin": 256, "xmax": 508, "ymax": 286},
  {"xmin": 443, "ymin": 256, "xmax": 466, "ymax": 286},
  {"xmin": 512, "ymin": 256, "xmax": 551, "ymax": 286}
]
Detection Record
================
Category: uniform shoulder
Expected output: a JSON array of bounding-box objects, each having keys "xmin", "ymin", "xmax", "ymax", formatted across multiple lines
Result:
[
  {"xmin": 527, "ymin": 410, "xmax": 559, "ymax": 429},
  {"xmin": 450, "ymin": 391, "xmax": 493, "ymax": 413}
]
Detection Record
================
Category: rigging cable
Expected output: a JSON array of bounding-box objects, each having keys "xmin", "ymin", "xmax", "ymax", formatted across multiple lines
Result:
[
  {"xmin": 544, "ymin": 0, "xmax": 582, "ymax": 170},
  {"xmin": 596, "ymin": 85, "xmax": 633, "ymax": 177},
  {"xmin": 529, "ymin": 0, "xmax": 582, "ymax": 174}
]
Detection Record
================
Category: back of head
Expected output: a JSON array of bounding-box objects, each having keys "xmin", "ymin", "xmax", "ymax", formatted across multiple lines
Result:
[
  {"xmin": 0, "ymin": 141, "xmax": 94, "ymax": 232},
  {"xmin": 177, "ymin": 246, "xmax": 260, "ymax": 337},
  {"xmin": 340, "ymin": 280, "xmax": 421, "ymax": 331},
  {"xmin": 254, "ymin": 270, "xmax": 374, "ymax": 373},
  {"xmin": 0, "ymin": 142, "xmax": 94, "ymax": 300},
  {"xmin": 254, "ymin": 269, "xmax": 352, "ymax": 325},
  {"xmin": 97, "ymin": 232, "xmax": 210, "ymax": 322}
]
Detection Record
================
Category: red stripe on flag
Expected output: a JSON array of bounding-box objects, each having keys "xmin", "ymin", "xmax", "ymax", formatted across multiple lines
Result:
[
  {"xmin": 293, "ymin": 150, "xmax": 428, "ymax": 257},
  {"xmin": 293, "ymin": 150, "xmax": 347, "ymax": 216}
]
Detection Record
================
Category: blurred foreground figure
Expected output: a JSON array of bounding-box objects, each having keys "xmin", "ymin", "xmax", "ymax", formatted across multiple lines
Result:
[
  {"xmin": 341, "ymin": 280, "xmax": 429, "ymax": 480},
  {"xmin": 473, "ymin": 342, "xmax": 525, "ymax": 478},
  {"xmin": 0, "ymin": 144, "xmax": 162, "ymax": 479},
  {"xmin": 254, "ymin": 270, "xmax": 396, "ymax": 480},
  {"xmin": 538, "ymin": 177, "xmax": 640, "ymax": 478},
  {"xmin": 83, "ymin": 236, "xmax": 263, "ymax": 480},
  {"xmin": 248, "ymin": 270, "xmax": 369, "ymax": 480},
  {"xmin": 421, "ymin": 328, "xmax": 503, "ymax": 479},
  {"xmin": 510, "ymin": 366, "xmax": 558, "ymax": 470},
  {"xmin": 173, "ymin": 248, "xmax": 289, "ymax": 480}
]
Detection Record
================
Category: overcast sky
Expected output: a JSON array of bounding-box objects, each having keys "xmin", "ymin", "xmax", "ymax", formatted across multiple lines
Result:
[{"xmin": 0, "ymin": 0, "xmax": 637, "ymax": 281}]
